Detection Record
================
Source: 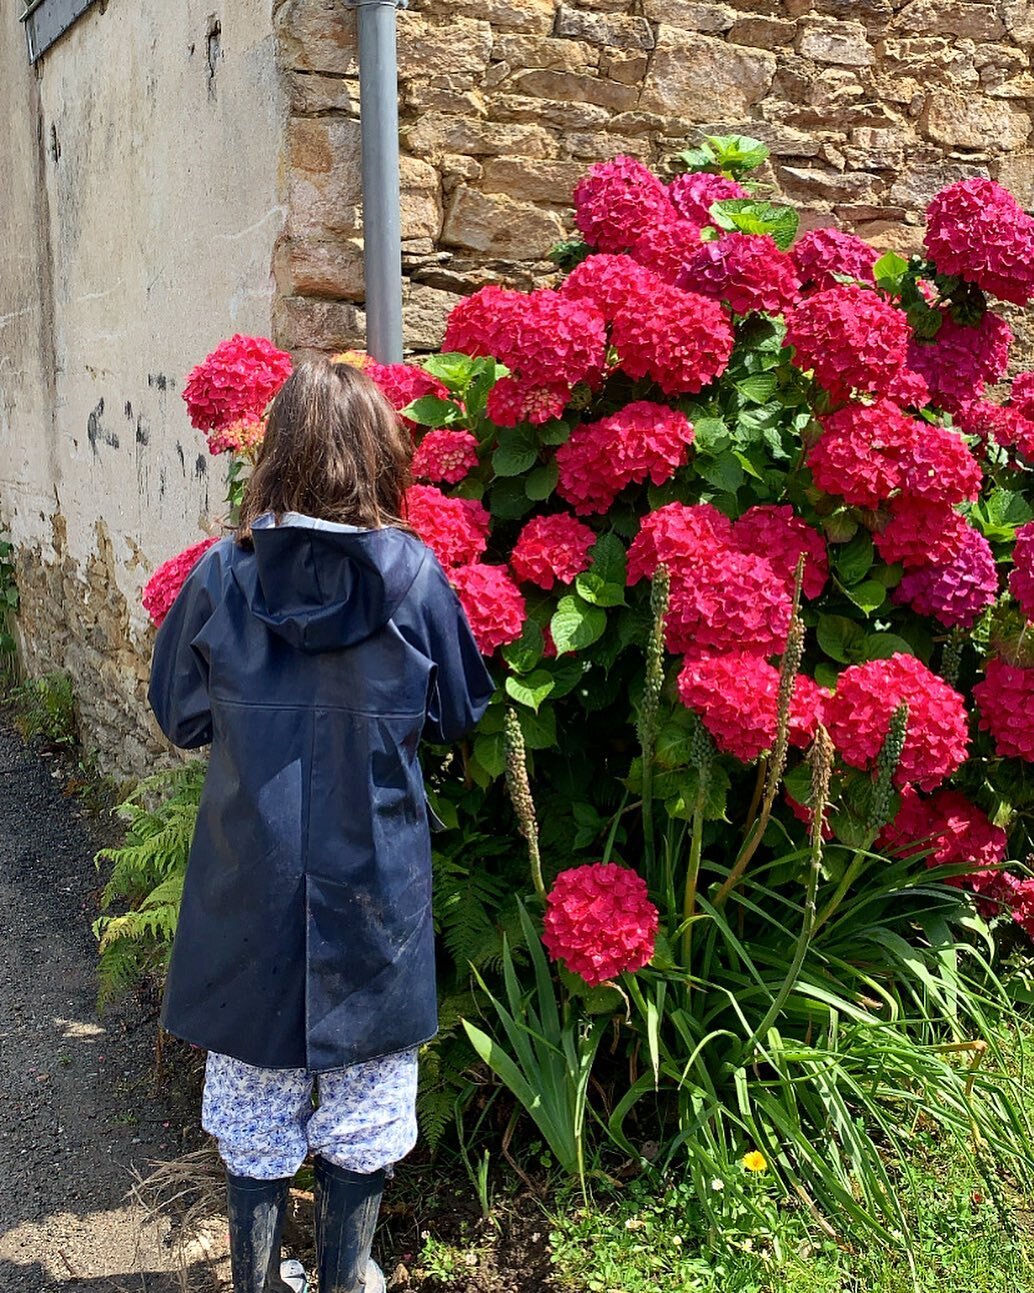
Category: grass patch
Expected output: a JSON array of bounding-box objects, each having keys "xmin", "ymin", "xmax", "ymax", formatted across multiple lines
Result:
[{"xmin": 547, "ymin": 1122, "xmax": 1032, "ymax": 1293}]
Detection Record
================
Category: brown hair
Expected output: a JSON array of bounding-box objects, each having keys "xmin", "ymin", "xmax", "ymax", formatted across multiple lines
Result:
[{"xmin": 237, "ymin": 359, "xmax": 412, "ymax": 544}]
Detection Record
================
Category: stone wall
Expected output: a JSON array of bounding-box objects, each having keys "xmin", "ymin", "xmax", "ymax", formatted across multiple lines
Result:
[{"xmin": 274, "ymin": 0, "xmax": 1034, "ymax": 362}]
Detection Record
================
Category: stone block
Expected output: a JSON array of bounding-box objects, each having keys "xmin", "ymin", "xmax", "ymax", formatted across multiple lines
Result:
[
  {"xmin": 286, "ymin": 119, "xmax": 363, "ymax": 239},
  {"xmin": 404, "ymin": 85, "xmax": 487, "ymax": 116},
  {"xmin": 491, "ymin": 94, "xmax": 613, "ymax": 131},
  {"xmin": 555, "ymin": 6, "xmax": 655, "ymax": 49},
  {"xmin": 601, "ymin": 50, "xmax": 650, "ymax": 85},
  {"xmin": 441, "ymin": 154, "xmax": 485, "ymax": 184},
  {"xmin": 481, "ymin": 157, "xmax": 587, "ymax": 205},
  {"xmin": 403, "ymin": 113, "xmax": 558, "ymax": 159},
  {"xmin": 851, "ymin": 220, "xmax": 922, "ymax": 253},
  {"xmin": 401, "ymin": 156, "xmax": 443, "ymax": 241},
  {"xmin": 993, "ymin": 154, "xmax": 1034, "ymax": 210},
  {"xmin": 425, "ymin": 0, "xmax": 554, "ymax": 34},
  {"xmin": 511, "ymin": 70, "xmax": 640, "ymax": 112},
  {"xmin": 274, "ymin": 238, "xmax": 365, "ymax": 299},
  {"xmin": 275, "ymin": 296, "xmax": 366, "ymax": 351},
  {"xmin": 893, "ymin": 0, "xmax": 1005, "ymax": 40},
  {"xmin": 1003, "ymin": 0, "xmax": 1034, "ymax": 44},
  {"xmin": 728, "ymin": 18, "xmax": 798, "ymax": 48},
  {"xmin": 785, "ymin": 0, "xmax": 892, "ymax": 19},
  {"xmin": 403, "ymin": 283, "xmax": 464, "ymax": 350},
  {"xmin": 888, "ymin": 161, "xmax": 991, "ymax": 209},
  {"xmin": 288, "ymin": 72, "xmax": 360, "ymax": 116},
  {"xmin": 277, "ymin": 0, "xmax": 356, "ymax": 75},
  {"xmin": 442, "ymin": 186, "xmax": 568, "ymax": 258},
  {"xmin": 921, "ymin": 93, "xmax": 1031, "ymax": 152},
  {"xmin": 987, "ymin": 75, "xmax": 1034, "ymax": 101},
  {"xmin": 778, "ymin": 166, "xmax": 883, "ymax": 204},
  {"xmin": 398, "ymin": 16, "xmax": 493, "ymax": 79},
  {"xmin": 643, "ymin": 1, "xmax": 737, "ymax": 33},
  {"xmin": 797, "ymin": 19, "xmax": 874, "ymax": 67},
  {"xmin": 563, "ymin": 132, "xmax": 653, "ymax": 160},
  {"xmin": 641, "ymin": 28, "xmax": 776, "ymax": 119},
  {"xmin": 491, "ymin": 34, "xmax": 599, "ymax": 72}
]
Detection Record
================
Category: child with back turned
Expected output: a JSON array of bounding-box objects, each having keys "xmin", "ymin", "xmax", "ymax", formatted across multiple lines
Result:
[{"xmin": 148, "ymin": 359, "xmax": 494, "ymax": 1293}]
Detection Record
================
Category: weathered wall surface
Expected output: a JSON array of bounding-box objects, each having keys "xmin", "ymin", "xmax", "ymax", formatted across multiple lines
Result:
[
  {"xmin": 0, "ymin": 1, "xmax": 285, "ymax": 774},
  {"xmin": 275, "ymin": 0, "xmax": 1034, "ymax": 361}
]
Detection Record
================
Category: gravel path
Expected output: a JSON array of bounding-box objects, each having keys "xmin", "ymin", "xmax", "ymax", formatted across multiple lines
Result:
[{"xmin": 0, "ymin": 717, "xmax": 221, "ymax": 1292}]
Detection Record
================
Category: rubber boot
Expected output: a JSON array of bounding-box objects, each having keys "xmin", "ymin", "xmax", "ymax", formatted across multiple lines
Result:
[
  {"xmin": 313, "ymin": 1157, "xmax": 386, "ymax": 1293},
  {"xmin": 226, "ymin": 1173, "xmax": 297, "ymax": 1293}
]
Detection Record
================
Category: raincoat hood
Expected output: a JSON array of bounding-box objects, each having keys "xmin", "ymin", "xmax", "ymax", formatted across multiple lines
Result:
[{"xmin": 234, "ymin": 512, "xmax": 428, "ymax": 653}]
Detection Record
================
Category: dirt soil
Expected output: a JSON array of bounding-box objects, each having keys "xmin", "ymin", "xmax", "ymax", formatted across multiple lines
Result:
[{"xmin": 0, "ymin": 715, "xmax": 225, "ymax": 1291}]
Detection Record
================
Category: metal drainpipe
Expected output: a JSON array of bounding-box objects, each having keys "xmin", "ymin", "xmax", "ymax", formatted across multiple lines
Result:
[{"xmin": 344, "ymin": 0, "xmax": 407, "ymax": 364}]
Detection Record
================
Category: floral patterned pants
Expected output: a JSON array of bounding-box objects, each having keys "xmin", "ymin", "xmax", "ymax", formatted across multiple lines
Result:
[{"xmin": 201, "ymin": 1048, "xmax": 419, "ymax": 1180}]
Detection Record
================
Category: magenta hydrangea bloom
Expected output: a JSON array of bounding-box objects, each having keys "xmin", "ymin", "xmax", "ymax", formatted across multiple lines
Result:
[
  {"xmin": 1009, "ymin": 522, "xmax": 1034, "ymax": 621},
  {"xmin": 792, "ymin": 228, "xmax": 876, "ymax": 293},
  {"xmin": 907, "ymin": 312, "xmax": 1012, "ymax": 415},
  {"xmin": 573, "ymin": 156, "xmax": 676, "ymax": 255},
  {"xmin": 925, "ymin": 178, "xmax": 1034, "ymax": 306},
  {"xmin": 677, "ymin": 233, "xmax": 800, "ymax": 317},
  {"xmin": 894, "ymin": 524, "xmax": 999, "ymax": 629}
]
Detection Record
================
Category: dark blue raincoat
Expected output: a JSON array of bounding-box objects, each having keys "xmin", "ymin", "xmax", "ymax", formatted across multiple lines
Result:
[{"xmin": 148, "ymin": 513, "xmax": 494, "ymax": 1072}]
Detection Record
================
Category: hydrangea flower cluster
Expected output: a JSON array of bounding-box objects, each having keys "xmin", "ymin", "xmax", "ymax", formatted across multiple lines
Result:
[
  {"xmin": 668, "ymin": 172, "xmax": 747, "ymax": 225},
  {"xmin": 958, "ymin": 397, "xmax": 1034, "ymax": 461},
  {"xmin": 561, "ymin": 254, "xmax": 664, "ymax": 322},
  {"xmin": 143, "ymin": 537, "xmax": 220, "ymax": 629},
  {"xmin": 542, "ymin": 862, "xmax": 659, "ymax": 986},
  {"xmin": 630, "ymin": 218, "xmax": 704, "ymax": 284},
  {"xmin": 556, "ymin": 402, "xmax": 695, "ymax": 514},
  {"xmin": 678, "ymin": 233, "xmax": 800, "ymax": 317},
  {"xmin": 365, "ymin": 361, "xmax": 449, "ymax": 421},
  {"xmin": 791, "ymin": 228, "xmax": 876, "ymax": 293},
  {"xmin": 730, "ymin": 505, "xmax": 829, "ymax": 600},
  {"xmin": 677, "ymin": 654, "xmax": 824, "ymax": 762},
  {"xmin": 925, "ymin": 178, "xmax": 1034, "ymax": 306},
  {"xmin": 626, "ymin": 503, "xmax": 733, "ymax": 585},
  {"xmin": 665, "ymin": 550, "xmax": 793, "ymax": 657},
  {"xmin": 873, "ymin": 498, "xmax": 969, "ymax": 569},
  {"xmin": 448, "ymin": 563, "xmax": 526, "ymax": 654},
  {"xmin": 610, "ymin": 282, "xmax": 735, "ymax": 396},
  {"xmin": 510, "ymin": 514, "xmax": 597, "ymax": 590},
  {"xmin": 785, "ymin": 284, "xmax": 911, "ymax": 402},
  {"xmin": 412, "ymin": 429, "xmax": 479, "ymax": 485},
  {"xmin": 444, "ymin": 287, "xmax": 608, "ymax": 425},
  {"xmin": 893, "ymin": 524, "xmax": 998, "ymax": 628},
  {"xmin": 907, "ymin": 313, "xmax": 1012, "ymax": 415},
  {"xmin": 573, "ymin": 157, "xmax": 676, "ymax": 255},
  {"xmin": 182, "ymin": 335, "xmax": 293, "ymax": 455},
  {"xmin": 878, "ymin": 787, "xmax": 1007, "ymax": 880},
  {"xmin": 404, "ymin": 485, "xmax": 489, "ymax": 568},
  {"xmin": 626, "ymin": 503, "xmax": 792, "ymax": 656},
  {"xmin": 808, "ymin": 401, "xmax": 922, "ymax": 509},
  {"xmin": 974, "ymin": 660, "xmax": 1034, "ymax": 761},
  {"xmin": 825, "ymin": 654, "xmax": 969, "ymax": 791},
  {"xmin": 1008, "ymin": 521, "xmax": 1034, "ymax": 621}
]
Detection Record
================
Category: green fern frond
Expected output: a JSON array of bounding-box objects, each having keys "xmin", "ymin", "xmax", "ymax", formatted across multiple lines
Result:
[{"xmin": 92, "ymin": 760, "xmax": 206, "ymax": 1008}]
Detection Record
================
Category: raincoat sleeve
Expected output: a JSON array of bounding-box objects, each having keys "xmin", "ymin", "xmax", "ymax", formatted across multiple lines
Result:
[
  {"xmin": 419, "ymin": 560, "xmax": 496, "ymax": 745},
  {"xmin": 148, "ymin": 548, "xmax": 222, "ymax": 749}
]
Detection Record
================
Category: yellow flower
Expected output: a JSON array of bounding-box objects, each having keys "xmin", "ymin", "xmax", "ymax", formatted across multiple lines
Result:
[
  {"xmin": 741, "ymin": 1151, "xmax": 768, "ymax": 1173},
  {"xmin": 330, "ymin": 350, "xmax": 370, "ymax": 370}
]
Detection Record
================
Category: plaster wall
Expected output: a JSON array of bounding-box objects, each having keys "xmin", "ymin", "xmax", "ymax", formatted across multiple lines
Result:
[{"xmin": 0, "ymin": 0, "xmax": 285, "ymax": 773}]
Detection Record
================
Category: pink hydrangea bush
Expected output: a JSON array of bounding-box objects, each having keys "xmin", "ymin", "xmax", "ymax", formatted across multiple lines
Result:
[{"xmin": 164, "ymin": 150, "xmax": 1034, "ymax": 1015}]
